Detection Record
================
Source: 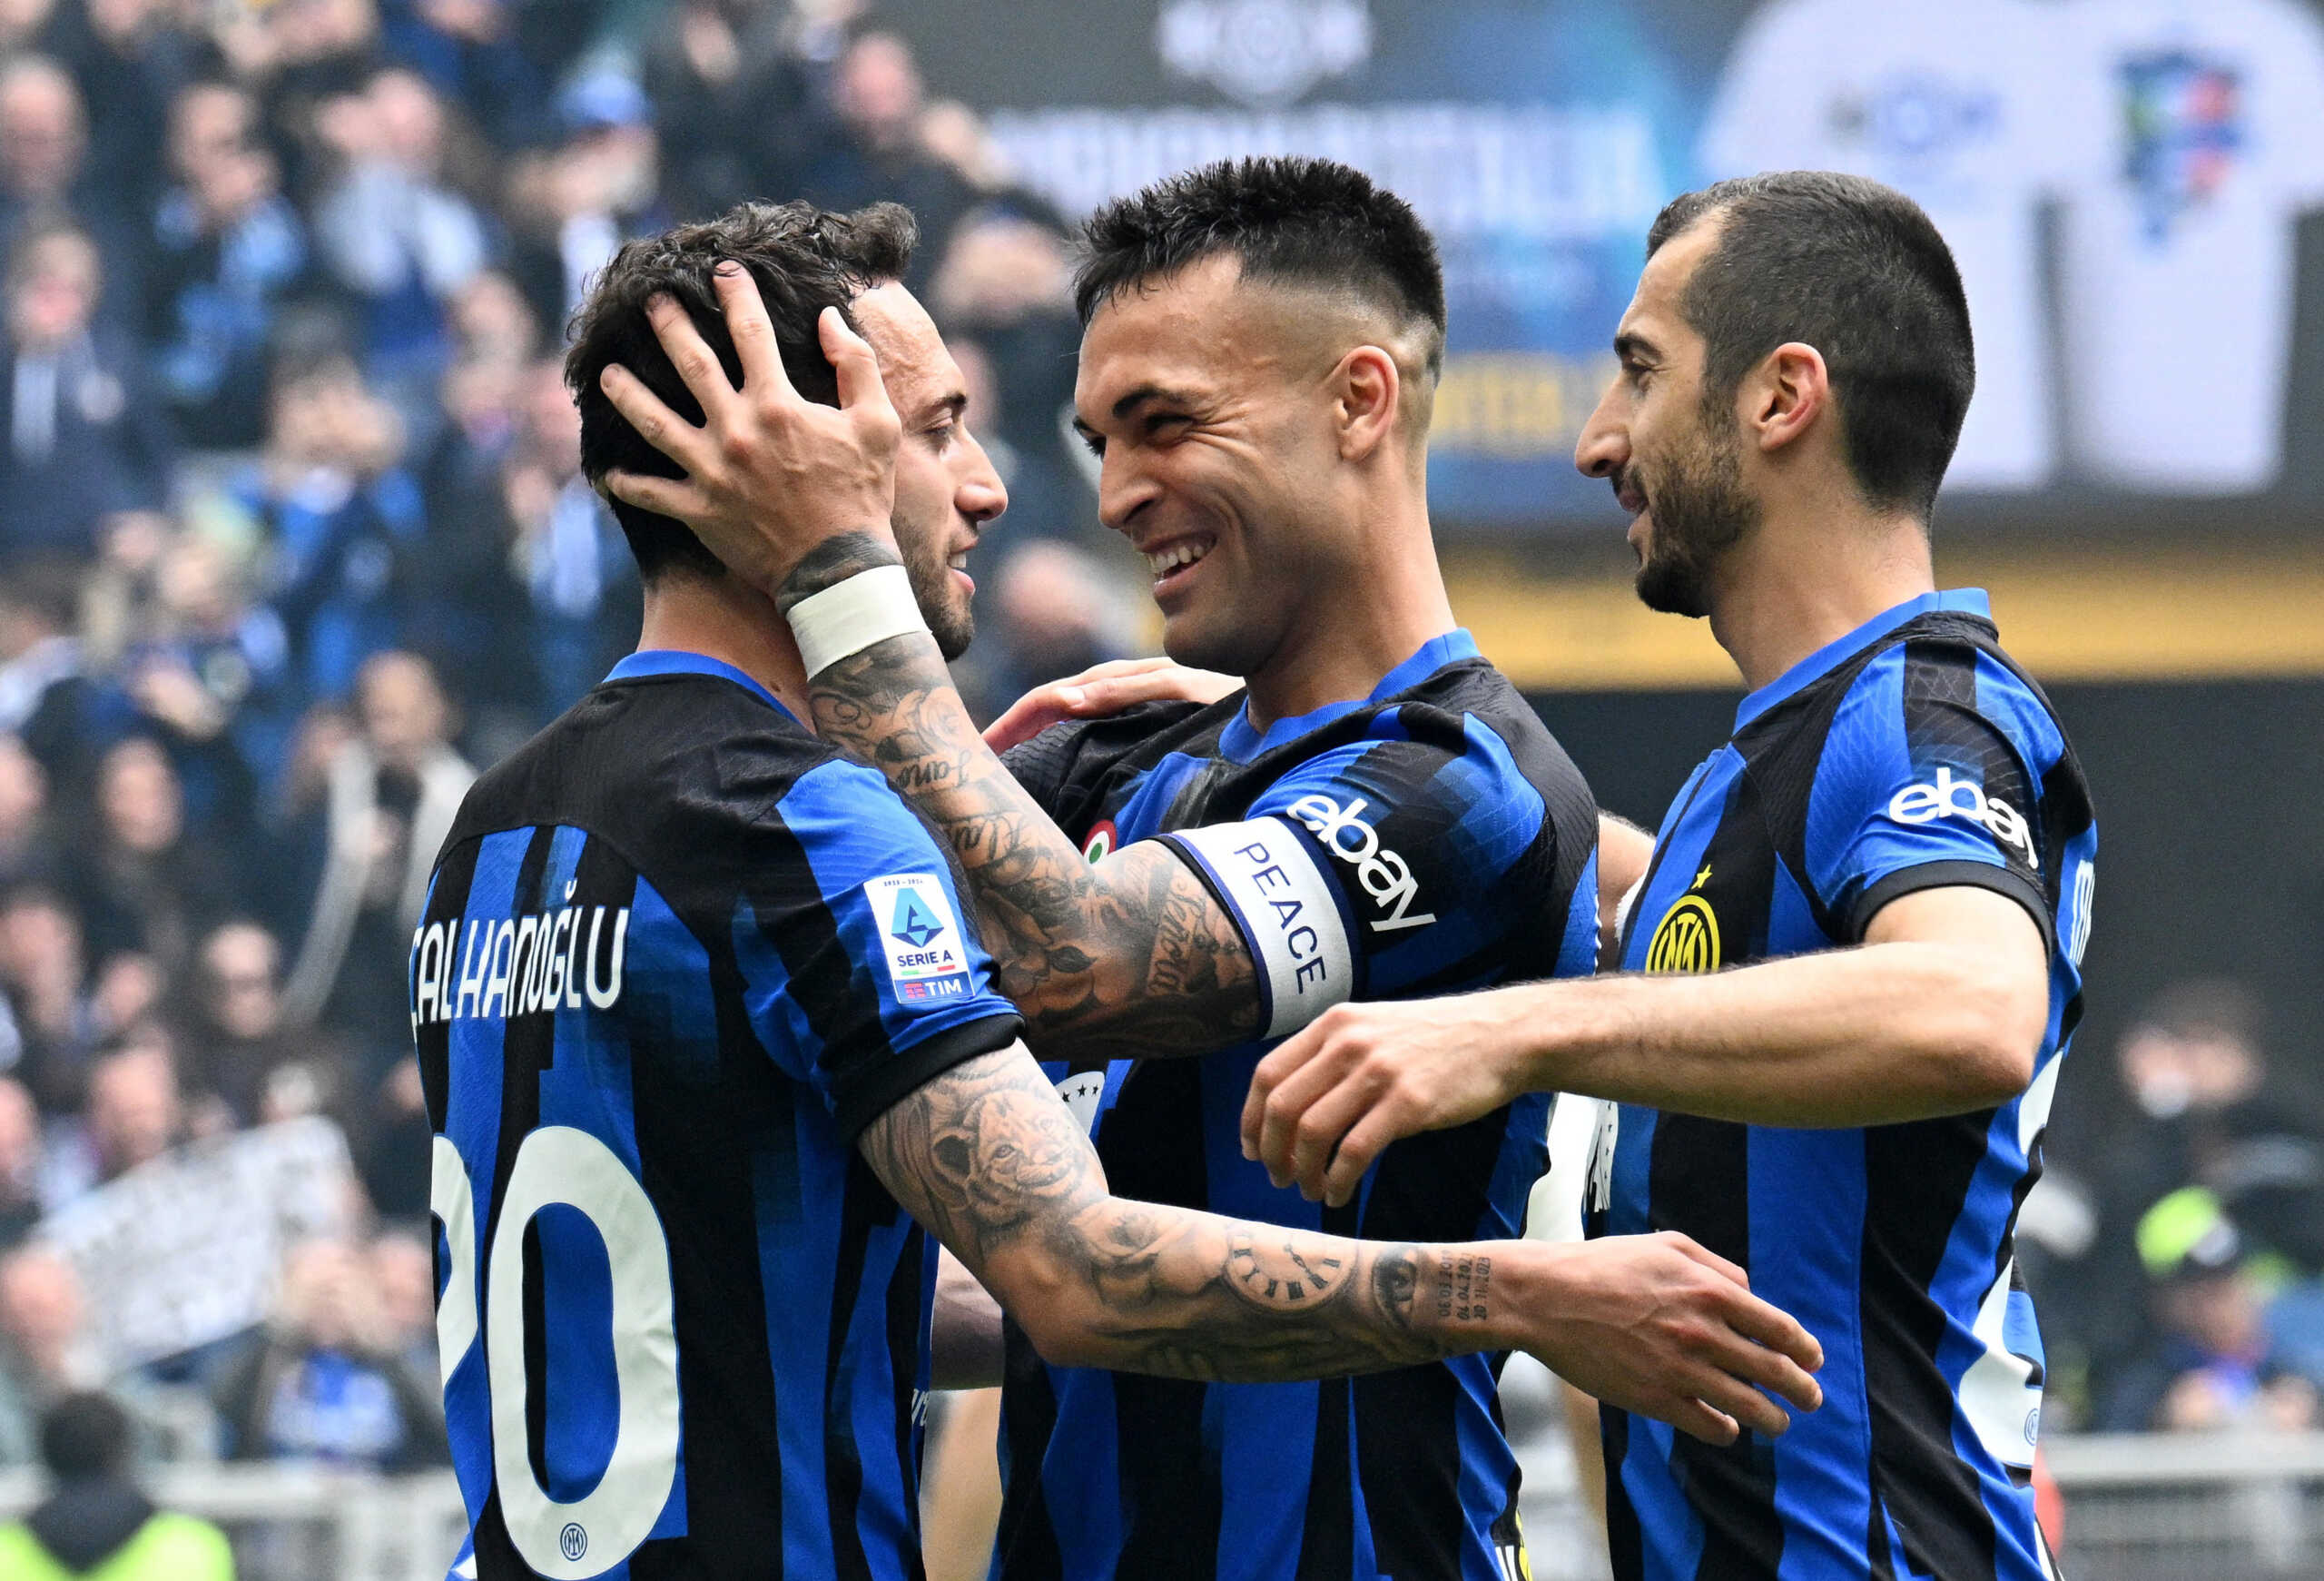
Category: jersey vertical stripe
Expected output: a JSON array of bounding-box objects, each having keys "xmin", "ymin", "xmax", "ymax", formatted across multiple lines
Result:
[
  {"xmin": 1588, "ymin": 592, "xmax": 2095, "ymax": 1581},
  {"xmin": 419, "ymin": 654, "xmax": 1021, "ymax": 1580}
]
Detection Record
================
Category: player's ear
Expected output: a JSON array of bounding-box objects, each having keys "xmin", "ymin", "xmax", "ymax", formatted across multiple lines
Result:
[
  {"xmin": 1334, "ymin": 344, "xmax": 1402, "ymax": 462},
  {"xmin": 1748, "ymin": 342, "xmax": 1828, "ymax": 457}
]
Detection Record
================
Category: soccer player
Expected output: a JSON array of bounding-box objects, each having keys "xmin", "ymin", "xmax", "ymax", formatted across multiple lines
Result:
[
  {"xmin": 595, "ymin": 163, "xmax": 1789, "ymax": 1579},
  {"xmin": 1238, "ymin": 173, "xmax": 2097, "ymax": 1579},
  {"xmin": 422, "ymin": 200, "xmax": 1821, "ymax": 1581}
]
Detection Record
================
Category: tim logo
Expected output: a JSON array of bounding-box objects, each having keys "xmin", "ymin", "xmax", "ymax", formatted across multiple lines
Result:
[
  {"xmin": 1644, "ymin": 867, "xmax": 1721, "ymax": 974},
  {"xmin": 2120, "ymin": 49, "xmax": 2245, "ymax": 243},
  {"xmin": 864, "ymin": 874, "xmax": 971, "ymax": 1007}
]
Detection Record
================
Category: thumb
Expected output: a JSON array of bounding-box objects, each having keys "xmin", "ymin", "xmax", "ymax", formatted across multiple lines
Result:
[{"xmin": 820, "ymin": 307, "xmax": 894, "ymax": 434}]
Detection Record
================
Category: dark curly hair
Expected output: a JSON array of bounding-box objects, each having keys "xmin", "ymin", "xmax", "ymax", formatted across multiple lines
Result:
[
  {"xmin": 566, "ymin": 201, "xmax": 917, "ymax": 581},
  {"xmin": 1073, "ymin": 156, "xmax": 1445, "ymax": 379}
]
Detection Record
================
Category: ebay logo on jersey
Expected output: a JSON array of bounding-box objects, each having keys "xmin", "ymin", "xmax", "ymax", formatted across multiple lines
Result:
[{"xmin": 1888, "ymin": 767, "xmax": 2037, "ymax": 869}]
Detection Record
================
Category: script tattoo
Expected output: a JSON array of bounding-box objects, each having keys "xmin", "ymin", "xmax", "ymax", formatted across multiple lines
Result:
[
  {"xmin": 774, "ymin": 531, "xmax": 906, "ymax": 613},
  {"xmin": 807, "ymin": 628, "xmax": 1261, "ymax": 1060},
  {"xmin": 859, "ymin": 1048, "xmax": 1453, "ymax": 1382}
]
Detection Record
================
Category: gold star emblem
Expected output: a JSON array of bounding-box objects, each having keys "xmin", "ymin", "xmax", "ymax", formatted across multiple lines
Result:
[{"xmin": 1694, "ymin": 864, "xmax": 1713, "ymax": 890}]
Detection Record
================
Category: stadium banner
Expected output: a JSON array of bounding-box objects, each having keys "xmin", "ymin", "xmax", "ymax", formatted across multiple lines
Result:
[
  {"xmin": 897, "ymin": 0, "xmax": 2324, "ymax": 525},
  {"xmin": 39, "ymin": 1117, "xmax": 359, "ymax": 1369}
]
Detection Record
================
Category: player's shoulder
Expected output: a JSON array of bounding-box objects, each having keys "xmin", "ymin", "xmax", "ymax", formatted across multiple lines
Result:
[
  {"xmin": 443, "ymin": 670, "xmax": 853, "ymax": 870},
  {"xmin": 1827, "ymin": 612, "xmax": 2077, "ymax": 779},
  {"xmin": 1358, "ymin": 655, "xmax": 1590, "ymax": 809},
  {"xmin": 1000, "ymin": 696, "xmax": 1230, "ymax": 807}
]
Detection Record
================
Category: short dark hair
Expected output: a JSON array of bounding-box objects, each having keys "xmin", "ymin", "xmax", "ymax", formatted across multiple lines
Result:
[
  {"xmin": 566, "ymin": 201, "xmax": 917, "ymax": 581},
  {"xmin": 41, "ymin": 1392, "xmax": 133, "ymax": 1479},
  {"xmin": 1074, "ymin": 156, "xmax": 1446, "ymax": 376},
  {"xmin": 1647, "ymin": 172, "xmax": 1974, "ymax": 519}
]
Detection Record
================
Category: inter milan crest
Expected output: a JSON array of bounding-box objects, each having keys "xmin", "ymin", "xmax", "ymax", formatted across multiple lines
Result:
[{"xmin": 1643, "ymin": 865, "xmax": 1721, "ymax": 974}]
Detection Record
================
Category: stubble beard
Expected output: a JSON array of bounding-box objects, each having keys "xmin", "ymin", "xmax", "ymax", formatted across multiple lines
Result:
[{"xmin": 1630, "ymin": 414, "xmax": 1758, "ymax": 620}]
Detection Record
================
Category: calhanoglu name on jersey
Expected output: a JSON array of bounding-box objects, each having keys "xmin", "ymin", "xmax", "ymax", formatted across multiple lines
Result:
[{"xmin": 409, "ymin": 903, "xmax": 630, "ymax": 1028}]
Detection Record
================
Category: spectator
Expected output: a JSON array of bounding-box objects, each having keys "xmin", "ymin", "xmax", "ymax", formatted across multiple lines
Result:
[
  {"xmin": 0, "ymin": 224, "xmax": 175, "ymax": 563},
  {"xmin": 504, "ymin": 71, "xmax": 670, "ymax": 335},
  {"xmin": 640, "ymin": 0, "xmax": 827, "ymax": 217},
  {"xmin": 237, "ymin": 352, "xmax": 424, "ymax": 701},
  {"xmin": 366, "ymin": 1225, "xmax": 433, "ymax": 1378},
  {"xmin": 180, "ymin": 920, "xmax": 317, "ymax": 1130},
  {"xmin": 0, "ymin": 1250, "xmax": 98, "ymax": 1464},
  {"xmin": 0, "ymin": 1076, "xmax": 41, "ymax": 1249},
  {"xmin": 0, "ymin": 886, "xmax": 94, "ymax": 1112},
  {"xmin": 0, "ymin": 559, "xmax": 96, "ymax": 797},
  {"xmin": 500, "ymin": 356, "xmax": 637, "ymax": 714},
  {"xmin": 311, "ymin": 64, "xmax": 487, "ymax": 431},
  {"xmin": 51, "ymin": 0, "xmax": 222, "ymax": 231},
  {"xmin": 0, "ymin": 54, "xmax": 145, "ymax": 322},
  {"xmin": 962, "ymin": 541, "xmax": 1139, "ymax": 724},
  {"xmin": 376, "ymin": 0, "xmax": 551, "ymax": 152},
  {"xmin": 211, "ymin": 1236, "xmax": 446, "ymax": 1470},
  {"xmin": 0, "ymin": 1391, "xmax": 233, "ymax": 1577},
  {"xmin": 63, "ymin": 736, "xmax": 241, "ymax": 975},
  {"xmin": 2101, "ymin": 1191, "xmax": 2321, "ymax": 1432},
  {"xmin": 123, "ymin": 533, "xmax": 289, "ymax": 810},
  {"xmin": 278, "ymin": 650, "xmax": 470, "ymax": 1075},
  {"xmin": 800, "ymin": 31, "xmax": 974, "ymax": 291},
  {"xmin": 146, "ymin": 80, "xmax": 311, "ymax": 449},
  {"xmin": 84, "ymin": 1039, "xmax": 180, "ymax": 1185},
  {"xmin": 0, "ymin": 735, "xmax": 52, "ymax": 893}
]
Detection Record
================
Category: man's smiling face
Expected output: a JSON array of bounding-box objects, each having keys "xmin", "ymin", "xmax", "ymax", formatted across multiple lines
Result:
[{"xmin": 1574, "ymin": 217, "xmax": 1762, "ymax": 619}]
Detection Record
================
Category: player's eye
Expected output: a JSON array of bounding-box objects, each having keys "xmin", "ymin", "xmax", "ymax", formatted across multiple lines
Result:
[
  {"xmin": 1078, "ymin": 430, "xmax": 1106, "ymax": 459},
  {"xmin": 924, "ymin": 415, "xmax": 958, "ymax": 452},
  {"xmin": 1144, "ymin": 412, "xmax": 1192, "ymax": 442}
]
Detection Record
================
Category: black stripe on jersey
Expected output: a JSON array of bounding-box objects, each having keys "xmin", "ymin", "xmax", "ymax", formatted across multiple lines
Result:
[
  {"xmin": 629, "ymin": 805, "xmax": 787, "ymax": 1581},
  {"xmin": 1644, "ymin": 770, "xmax": 1783, "ymax": 1581},
  {"xmin": 825, "ymin": 1151, "xmax": 900, "ymax": 1581},
  {"xmin": 994, "ymin": 1323, "xmax": 1066, "ymax": 1581},
  {"xmin": 1295, "ymin": 1197, "xmax": 1362, "ymax": 1581},
  {"xmin": 1860, "ymin": 1108, "xmax": 2001, "ymax": 1580},
  {"xmin": 1102, "ymin": 1061, "xmax": 1222, "ymax": 1581},
  {"xmin": 1601, "ymin": 1401, "xmax": 1643, "ymax": 1581},
  {"xmin": 1351, "ymin": 1108, "xmax": 1512, "ymax": 1578},
  {"xmin": 883, "ymin": 1229, "xmax": 928, "ymax": 1568}
]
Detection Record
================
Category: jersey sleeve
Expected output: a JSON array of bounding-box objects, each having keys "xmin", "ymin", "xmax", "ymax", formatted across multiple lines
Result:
[
  {"xmin": 734, "ymin": 756, "xmax": 1023, "ymax": 1141},
  {"xmin": 1802, "ymin": 643, "xmax": 2059, "ymax": 952},
  {"xmin": 1157, "ymin": 716, "xmax": 1561, "ymax": 1039}
]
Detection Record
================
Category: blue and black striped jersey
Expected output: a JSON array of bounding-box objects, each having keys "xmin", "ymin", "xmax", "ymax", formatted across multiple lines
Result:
[
  {"xmin": 993, "ymin": 631, "xmax": 1600, "ymax": 1581},
  {"xmin": 1589, "ymin": 591, "xmax": 2095, "ymax": 1581},
  {"xmin": 414, "ymin": 650, "xmax": 1021, "ymax": 1581}
]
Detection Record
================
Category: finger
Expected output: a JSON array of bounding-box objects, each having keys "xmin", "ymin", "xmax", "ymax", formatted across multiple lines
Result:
[
  {"xmin": 1665, "ymin": 1398, "xmax": 1742, "ymax": 1447},
  {"xmin": 599, "ymin": 362, "xmax": 711, "ymax": 474},
  {"xmin": 1663, "ymin": 1233, "xmax": 1752, "ymax": 1292},
  {"xmin": 1686, "ymin": 1367, "xmax": 1792, "ymax": 1438},
  {"xmin": 712, "ymin": 259, "xmax": 793, "ymax": 397},
  {"xmin": 1241, "ymin": 1030, "xmax": 1314, "ymax": 1160},
  {"xmin": 1319, "ymin": 1103, "xmax": 1405, "ymax": 1208},
  {"xmin": 821, "ymin": 306, "xmax": 894, "ymax": 428},
  {"xmin": 601, "ymin": 469, "xmax": 710, "ymax": 522},
  {"xmin": 1717, "ymin": 1289, "xmax": 1825, "ymax": 1377},
  {"xmin": 1283, "ymin": 1076, "xmax": 1380, "ymax": 1201},
  {"xmin": 644, "ymin": 291, "xmax": 738, "ymax": 417},
  {"xmin": 980, "ymin": 693, "xmax": 1067, "ymax": 753},
  {"xmin": 1052, "ymin": 657, "xmax": 1177, "ymax": 686},
  {"xmin": 1256, "ymin": 1042, "xmax": 1365, "ymax": 1187}
]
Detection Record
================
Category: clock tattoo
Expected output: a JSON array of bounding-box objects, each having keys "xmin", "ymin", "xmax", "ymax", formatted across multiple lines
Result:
[{"xmin": 1226, "ymin": 1232, "xmax": 1348, "ymax": 1310}]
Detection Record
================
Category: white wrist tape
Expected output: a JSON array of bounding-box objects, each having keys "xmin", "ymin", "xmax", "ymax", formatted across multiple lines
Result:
[{"xmin": 786, "ymin": 563, "xmax": 931, "ymax": 677}]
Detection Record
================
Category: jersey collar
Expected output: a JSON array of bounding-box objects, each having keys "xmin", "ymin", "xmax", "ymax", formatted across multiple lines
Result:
[
  {"xmin": 1734, "ymin": 588, "xmax": 1992, "ymax": 732},
  {"xmin": 1218, "ymin": 628, "xmax": 1480, "ymax": 763},
  {"xmin": 605, "ymin": 648, "xmax": 800, "ymax": 722}
]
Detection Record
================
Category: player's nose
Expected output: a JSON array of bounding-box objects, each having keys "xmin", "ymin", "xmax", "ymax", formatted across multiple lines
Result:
[
  {"xmin": 1096, "ymin": 448, "xmax": 1161, "ymax": 536},
  {"xmin": 1575, "ymin": 382, "xmax": 1630, "ymax": 479},
  {"xmin": 957, "ymin": 429, "xmax": 1007, "ymax": 527}
]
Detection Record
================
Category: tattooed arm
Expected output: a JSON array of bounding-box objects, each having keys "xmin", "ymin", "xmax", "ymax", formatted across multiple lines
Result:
[
  {"xmin": 859, "ymin": 1040, "xmax": 1824, "ymax": 1440},
  {"xmin": 783, "ymin": 535, "xmax": 1264, "ymax": 1062}
]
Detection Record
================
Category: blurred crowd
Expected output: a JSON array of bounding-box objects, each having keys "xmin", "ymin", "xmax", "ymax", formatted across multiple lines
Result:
[
  {"xmin": 0, "ymin": 0, "xmax": 2309, "ymax": 1522},
  {"xmin": 0, "ymin": 0, "xmax": 1144, "ymax": 1482}
]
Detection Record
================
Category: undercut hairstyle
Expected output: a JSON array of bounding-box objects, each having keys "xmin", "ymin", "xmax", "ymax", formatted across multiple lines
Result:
[
  {"xmin": 1074, "ymin": 156, "xmax": 1447, "ymax": 379},
  {"xmin": 566, "ymin": 201, "xmax": 916, "ymax": 581},
  {"xmin": 1647, "ymin": 172, "xmax": 1974, "ymax": 520}
]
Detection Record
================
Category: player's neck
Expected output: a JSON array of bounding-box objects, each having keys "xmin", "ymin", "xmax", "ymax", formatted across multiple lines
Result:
[
  {"xmin": 636, "ymin": 570, "xmax": 815, "ymax": 720},
  {"xmin": 1240, "ymin": 516, "xmax": 1458, "ymax": 730},
  {"xmin": 1709, "ymin": 511, "xmax": 1936, "ymax": 694}
]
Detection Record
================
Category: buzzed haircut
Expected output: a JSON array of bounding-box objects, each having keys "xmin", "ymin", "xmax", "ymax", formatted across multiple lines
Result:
[
  {"xmin": 1648, "ymin": 171, "xmax": 1975, "ymax": 520},
  {"xmin": 566, "ymin": 201, "xmax": 916, "ymax": 582},
  {"xmin": 1074, "ymin": 156, "xmax": 1447, "ymax": 378}
]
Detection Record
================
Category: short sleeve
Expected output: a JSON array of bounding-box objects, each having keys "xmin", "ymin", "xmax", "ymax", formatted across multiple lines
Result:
[
  {"xmin": 1803, "ymin": 645, "xmax": 2056, "ymax": 952},
  {"xmin": 1159, "ymin": 718, "xmax": 1560, "ymax": 1039},
  {"xmin": 735, "ymin": 756, "xmax": 1021, "ymax": 1141}
]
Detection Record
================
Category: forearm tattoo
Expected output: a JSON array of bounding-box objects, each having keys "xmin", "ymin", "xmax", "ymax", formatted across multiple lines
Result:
[
  {"xmin": 860, "ymin": 1049, "xmax": 1492, "ymax": 1382},
  {"xmin": 774, "ymin": 531, "xmax": 907, "ymax": 613},
  {"xmin": 809, "ymin": 631, "xmax": 1260, "ymax": 1059}
]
